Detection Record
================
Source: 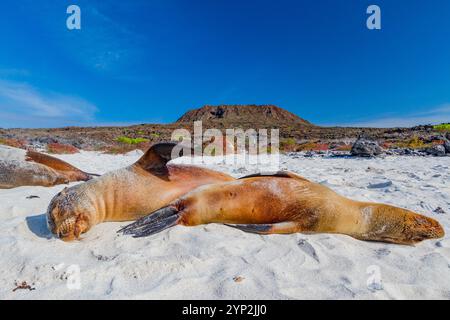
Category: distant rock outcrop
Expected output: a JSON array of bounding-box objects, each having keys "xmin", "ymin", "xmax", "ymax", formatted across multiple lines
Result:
[
  {"xmin": 176, "ymin": 105, "xmax": 312, "ymax": 126},
  {"xmin": 443, "ymin": 137, "xmax": 450, "ymax": 154},
  {"xmin": 425, "ymin": 144, "xmax": 446, "ymax": 157},
  {"xmin": 351, "ymin": 136, "xmax": 383, "ymax": 157}
]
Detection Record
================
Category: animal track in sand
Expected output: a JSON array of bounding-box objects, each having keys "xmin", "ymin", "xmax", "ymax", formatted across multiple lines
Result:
[
  {"xmin": 297, "ymin": 239, "xmax": 320, "ymax": 263},
  {"xmin": 375, "ymin": 248, "xmax": 391, "ymax": 258}
]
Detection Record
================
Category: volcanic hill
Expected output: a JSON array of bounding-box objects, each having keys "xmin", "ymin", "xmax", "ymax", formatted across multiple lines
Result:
[{"xmin": 176, "ymin": 105, "xmax": 312, "ymax": 126}]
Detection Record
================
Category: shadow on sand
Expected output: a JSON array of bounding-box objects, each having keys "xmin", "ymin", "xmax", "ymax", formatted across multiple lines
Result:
[{"xmin": 26, "ymin": 214, "xmax": 53, "ymax": 239}]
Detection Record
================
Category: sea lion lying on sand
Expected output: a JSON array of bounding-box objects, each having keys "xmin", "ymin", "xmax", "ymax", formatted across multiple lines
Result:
[
  {"xmin": 0, "ymin": 145, "xmax": 96, "ymax": 189},
  {"xmin": 46, "ymin": 143, "xmax": 234, "ymax": 241},
  {"xmin": 121, "ymin": 171, "xmax": 444, "ymax": 245}
]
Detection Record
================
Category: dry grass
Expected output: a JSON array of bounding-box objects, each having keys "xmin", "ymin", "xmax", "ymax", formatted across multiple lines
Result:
[
  {"xmin": 392, "ymin": 136, "xmax": 431, "ymax": 149},
  {"xmin": 297, "ymin": 142, "xmax": 329, "ymax": 151},
  {"xmin": 0, "ymin": 138, "xmax": 27, "ymax": 149},
  {"xmin": 333, "ymin": 144, "xmax": 352, "ymax": 152},
  {"xmin": 47, "ymin": 143, "xmax": 79, "ymax": 154}
]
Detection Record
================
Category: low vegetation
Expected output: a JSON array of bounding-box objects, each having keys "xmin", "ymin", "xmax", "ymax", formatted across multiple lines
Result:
[
  {"xmin": 116, "ymin": 136, "xmax": 149, "ymax": 145},
  {"xmin": 392, "ymin": 136, "xmax": 431, "ymax": 149},
  {"xmin": 333, "ymin": 144, "xmax": 352, "ymax": 152},
  {"xmin": 0, "ymin": 138, "xmax": 26, "ymax": 149},
  {"xmin": 433, "ymin": 124, "xmax": 450, "ymax": 132}
]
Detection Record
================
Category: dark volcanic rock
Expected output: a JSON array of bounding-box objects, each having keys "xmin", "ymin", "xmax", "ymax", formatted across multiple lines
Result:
[
  {"xmin": 368, "ymin": 179, "xmax": 393, "ymax": 189},
  {"xmin": 443, "ymin": 138, "xmax": 450, "ymax": 154},
  {"xmin": 434, "ymin": 207, "xmax": 446, "ymax": 214},
  {"xmin": 350, "ymin": 137, "xmax": 383, "ymax": 157},
  {"xmin": 425, "ymin": 144, "xmax": 446, "ymax": 156}
]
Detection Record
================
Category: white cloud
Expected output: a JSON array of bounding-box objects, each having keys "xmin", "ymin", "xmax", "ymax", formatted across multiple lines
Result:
[
  {"xmin": 0, "ymin": 80, "xmax": 98, "ymax": 128},
  {"xmin": 339, "ymin": 104, "xmax": 450, "ymax": 128}
]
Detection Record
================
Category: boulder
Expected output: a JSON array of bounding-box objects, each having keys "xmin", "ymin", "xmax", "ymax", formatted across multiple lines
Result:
[
  {"xmin": 443, "ymin": 138, "xmax": 450, "ymax": 154},
  {"xmin": 350, "ymin": 137, "xmax": 383, "ymax": 157},
  {"xmin": 425, "ymin": 144, "xmax": 446, "ymax": 156}
]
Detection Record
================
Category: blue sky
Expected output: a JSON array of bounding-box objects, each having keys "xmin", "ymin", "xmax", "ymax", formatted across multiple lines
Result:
[{"xmin": 1, "ymin": 0, "xmax": 450, "ymax": 128}]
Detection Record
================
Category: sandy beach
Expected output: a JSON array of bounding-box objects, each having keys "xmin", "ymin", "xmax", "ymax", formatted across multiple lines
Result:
[{"xmin": 0, "ymin": 151, "xmax": 449, "ymax": 299}]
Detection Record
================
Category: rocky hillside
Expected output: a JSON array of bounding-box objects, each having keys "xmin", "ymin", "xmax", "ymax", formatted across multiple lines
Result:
[
  {"xmin": 176, "ymin": 105, "xmax": 312, "ymax": 126},
  {"xmin": 1, "ymin": 105, "xmax": 449, "ymax": 154}
]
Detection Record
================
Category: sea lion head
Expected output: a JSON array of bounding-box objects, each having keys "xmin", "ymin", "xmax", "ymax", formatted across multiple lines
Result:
[
  {"xmin": 361, "ymin": 205, "xmax": 445, "ymax": 245},
  {"xmin": 46, "ymin": 185, "xmax": 93, "ymax": 241}
]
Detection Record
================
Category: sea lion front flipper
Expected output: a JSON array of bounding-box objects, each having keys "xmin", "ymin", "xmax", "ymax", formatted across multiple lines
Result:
[
  {"xmin": 238, "ymin": 171, "xmax": 310, "ymax": 182},
  {"xmin": 225, "ymin": 222, "xmax": 300, "ymax": 235},
  {"xmin": 135, "ymin": 142, "xmax": 184, "ymax": 176},
  {"xmin": 26, "ymin": 150, "xmax": 97, "ymax": 181},
  {"xmin": 118, "ymin": 205, "xmax": 181, "ymax": 237}
]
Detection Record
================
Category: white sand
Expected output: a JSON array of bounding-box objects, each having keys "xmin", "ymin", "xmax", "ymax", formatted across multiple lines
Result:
[{"xmin": 0, "ymin": 151, "xmax": 449, "ymax": 299}]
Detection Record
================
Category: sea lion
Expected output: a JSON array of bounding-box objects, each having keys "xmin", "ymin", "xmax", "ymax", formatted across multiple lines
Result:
[
  {"xmin": 0, "ymin": 145, "xmax": 96, "ymax": 189},
  {"xmin": 121, "ymin": 171, "xmax": 444, "ymax": 245},
  {"xmin": 46, "ymin": 142, "xmax": 235, "ymax": 241}
]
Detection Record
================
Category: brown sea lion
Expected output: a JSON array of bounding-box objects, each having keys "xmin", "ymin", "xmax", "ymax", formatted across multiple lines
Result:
[
  {"xmin": 120, "ymin": 171, "xmax": 444, "ymax": 245},
  {"xmin": 0, "ymin": 145, "xmax": 96, "ymax": 189},
  {"xmin": 46, "ymin": 142, "xmax": 234, "ymax": 241}
]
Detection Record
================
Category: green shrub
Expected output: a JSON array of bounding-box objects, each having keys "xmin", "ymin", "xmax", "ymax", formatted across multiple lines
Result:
[
  {"xmin": 393, "ymin": 136, "xmax": 430, "ymax": 149},
  {"xmin": 433, "ymin": 124, "xmax": 450, "ymax": 132},
  {"xmin": 116, "ymin": 136, "xmax": 149, "ymax": 144},
  {"xmin": 281, "ymin": 138, "xmax": 296, "ymax": 145}
]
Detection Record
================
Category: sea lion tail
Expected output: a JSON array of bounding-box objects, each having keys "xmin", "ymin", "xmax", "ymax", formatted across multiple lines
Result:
[
  {"xmin": 355, "ymin": 203, "xmax": 445, "ymax": 245},
  {"xmin": 118, "ymin": 205, "xmax": 181, "ymax": 238}
]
